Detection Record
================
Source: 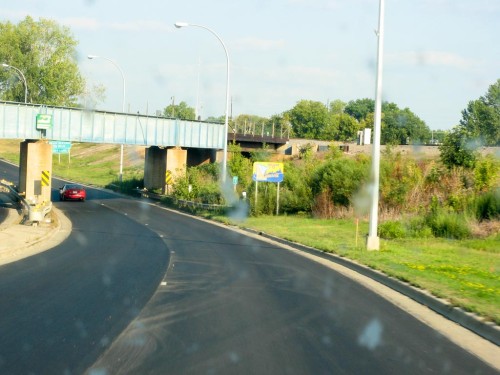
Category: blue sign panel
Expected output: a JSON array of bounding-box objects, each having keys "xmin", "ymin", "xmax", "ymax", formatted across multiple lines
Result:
[{"xmin": 50, "ymin": 141, "xmax": 72, "ymax": 154}]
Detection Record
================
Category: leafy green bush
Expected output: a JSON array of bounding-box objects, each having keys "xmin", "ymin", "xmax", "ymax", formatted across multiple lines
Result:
[
  {"xmin": 280, "ymin": 161, "xmax": 314, "ymax": 214},
  {"xmin": 474, "ymin": 155, "xmax": 500, "ymax": 192},
  {"xmin": 310, "ymin": 157, "xmax": 369, "ymax": 207},
  {"xmin": 379, "ymin": 220, "xmax": 406, "ymax": 239},
  {"xmin": 425, "ymin": 210, "xmax": 471, "ymax": 239},
  {"xmin": 228, "ymin": 143, "xmax": 253, "ymax": 187},
  {"xmin": 249, "ymin": 181, "xmax": 278, "ymax": 216},
  {"xmin": 406, "ymin": 216, "xmax": 434, "ymax": 238},
  {"xmin": 171, "ymin": 174, "xmax": 195, "ymax": 200},
  {"xmin": 439, "ymin": 126, "xmax": 479, "ymax": 169}
]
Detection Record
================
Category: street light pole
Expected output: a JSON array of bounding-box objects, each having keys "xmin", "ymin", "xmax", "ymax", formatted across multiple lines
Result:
[
  {"xmin": 2, "ymin": 63, "xmax": 28, "ymax": 103},
  {"xmin": 87, "ymin": 55, "xmax": 126, "ymax": 183},
  {"xmin": 174, "ymin": 22, "xmax": 230, "ymax": 183},
  {"xmin": 367, "ymin": 0, "xmax": 385, "ymax": 251}
]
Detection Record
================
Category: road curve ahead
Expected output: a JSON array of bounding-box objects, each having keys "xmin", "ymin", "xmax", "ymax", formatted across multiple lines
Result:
[{"xmin": 89, "ymin": 198, "xmax": 499, "ymax": 375}]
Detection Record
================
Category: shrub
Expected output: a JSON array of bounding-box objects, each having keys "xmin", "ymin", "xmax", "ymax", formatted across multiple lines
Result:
[
  {"xmin": 312, "ymin": 189, "xmax": 336, "ymax": 218},
  {"xmin": 474, "ymin": 189, "xmax": 500, "ymax": 221},
  {"xmin": 380, "ymin": 151, "xmax": 424, "ymax": 210},
  {"xmin": 280, "ymin": 161, "xmax": 314, "ymax": 214},
  {"xmin": 474, "ymin": 155, "xmax": 500, "ymax": 192},
  {"xmin": 379, "ymin": 220, "xmax": 406, "ymax": 239},
  {"xmin": 310, "ymin": 157, "xmax": 369, "ymax": 207},
  {"xmin": 250, "ymin": 182, "xmax": 277, "ymax": 216},
  {"xmin": 406, "ymin": 216, "xmax": 434, "ymax": 238},
  {"xmin": 425, "ymin": 210, "xmax": 471, "ymax": 239}
]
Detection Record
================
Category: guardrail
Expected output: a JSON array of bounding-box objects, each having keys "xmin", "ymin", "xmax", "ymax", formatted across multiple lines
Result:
[{"xmin": 135, "ymin": 188, "xmax": 230, "ymax": 212}]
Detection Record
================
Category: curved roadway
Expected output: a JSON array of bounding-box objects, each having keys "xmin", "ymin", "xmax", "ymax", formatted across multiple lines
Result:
[
  {"xmin": 0, "ymin": 162, "xmax": 169, "ymax": 374},
  {"xmin": 0, "ymin": 160, "xmax": 497, "ymax": 374}
]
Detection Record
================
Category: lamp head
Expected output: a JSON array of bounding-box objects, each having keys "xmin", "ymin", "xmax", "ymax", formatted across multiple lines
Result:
[
  {"xmin": 174, "ymin": 22, "xmax": 189, "ymax": 28},
  {"xmin": 1, "ymin": 63, "xmax": 9, "ymax": 68},
  {"xmin": 87, "ymin": 55, "xmax": 98, "ymax": 60}
]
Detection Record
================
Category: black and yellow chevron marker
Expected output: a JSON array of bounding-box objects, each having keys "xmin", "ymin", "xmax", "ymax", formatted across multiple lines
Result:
[
  {"xmin": 41, "ymin": 170, "xmax": 50, "ymax": 187},
  {"xmin": 165, "ymin": 170, "xmax": 173, "ymax": 185}
]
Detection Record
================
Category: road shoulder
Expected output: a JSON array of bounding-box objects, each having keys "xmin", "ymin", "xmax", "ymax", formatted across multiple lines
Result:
[{"xmin": 0, "ymin": 207, "xmax": 72, "ymax": 266}]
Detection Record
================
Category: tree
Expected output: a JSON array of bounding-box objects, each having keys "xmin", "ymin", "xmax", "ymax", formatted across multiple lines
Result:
[
  {"xmin": 382, "ymin": 107, "xmax": 431, "ymax": 145},
  {"xmin": 0, "ymin": 16, "xmax": 84, "ymax": 106},
  {"xmin": 439, "ymin": 126, "xmax": 478, "ymax": 169},
  {"xmin": 288, "ymin": 100, "xmax": 329, "ymax": 139},
  {"xmin": 329, "ymin": 99, "xmax": 346, "ymax": 115},
  {"xmin": 333, "ymin": 113, "xmax": 360, "ymax": 142},
  {"xmin": 344, "ymin": 98, "xmax": 375, "ymax": 122},
  {"xmin": 344, "ymin": 98, "xmax": 430, "ymax": 144},
  {"xmin": 163, "ymin": 101, "xmax": 196, "ymax": 120},
  {"xmin": 459, "ymin": 79, "xmax": 500, "ymax": 146},
  {"xmin": 440, "ymin": 79, "xmax": 500, "ymax": 168}
]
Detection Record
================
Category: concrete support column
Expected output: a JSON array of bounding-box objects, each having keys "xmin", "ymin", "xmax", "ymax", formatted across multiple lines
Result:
[
  {"xmin": 166, "ymin": 147, "xmax": 187, "ymax": 180},
  {"xmin": 143, "ymin": 146, "xmax": 188, "ymax": 193},
  {"xmin": 144, "ymin": 146, "xmax": 167, "ymax": 191},
  {"xmin": 215, "ymin": 150, "xmax": 224, "ymax": 163},
  {"xmin": 19, "ymin": 140, "xmax": 53, "ymax": 203}
]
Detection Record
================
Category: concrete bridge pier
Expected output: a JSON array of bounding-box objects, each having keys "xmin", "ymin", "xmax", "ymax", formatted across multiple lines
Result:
[
  {"xmin": 144, "ymin": 147, "xmax": 220, "ymax": 193},
  {"xmin": 19, "ymin": 140, "xmax": 53, "ymax": 204},
  {"xmin": 144, "ymin": 146, "xmax": 187, "ymax": 193}
]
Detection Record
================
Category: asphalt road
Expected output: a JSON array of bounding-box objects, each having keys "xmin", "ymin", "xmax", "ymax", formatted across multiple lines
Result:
[
  {"xmin": 0, "ymin": 162, "xmax": 169, "ymax": 374},
  {"xmin": 0, "ymin": 160, "xmax": 497, "ymax": 374},
  {"xmin": 90, "ymin": 198, "xmax": 498, "ymax": 374}
]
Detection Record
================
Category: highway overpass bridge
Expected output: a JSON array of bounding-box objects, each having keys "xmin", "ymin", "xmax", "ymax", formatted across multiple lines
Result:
[{"xmin": 0, "ymin": 101, "xmax": 288, "ymax": 203}]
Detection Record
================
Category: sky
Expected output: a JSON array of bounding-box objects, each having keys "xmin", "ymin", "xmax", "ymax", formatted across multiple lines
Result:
[{"xmin": 1, "ymin": 0, "xmax": 499, "ymax": 130}]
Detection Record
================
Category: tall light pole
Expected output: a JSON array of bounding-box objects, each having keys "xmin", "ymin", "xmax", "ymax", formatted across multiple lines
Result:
[
  {"xmin": 87, "ymin": 54, "xmax": 126, "ymax": 183},
  {"xmin": 366, "ymin": 0, "xmax": 385, "ymax": 251},
  {"xmin": 174, "ymin": 22, "xmax": 230, "ymax": 183},
  {"xmin": 2, "ymin": 63, "xmax": 28, "ymax": 103}
]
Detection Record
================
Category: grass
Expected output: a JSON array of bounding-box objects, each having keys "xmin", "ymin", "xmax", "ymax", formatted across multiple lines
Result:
[{"xmin": 1, "ymin": 139, "xmax": 499, "ymax": 324}]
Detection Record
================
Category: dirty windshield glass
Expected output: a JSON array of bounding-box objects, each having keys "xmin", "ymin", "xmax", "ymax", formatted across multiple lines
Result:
[{"xmin": 0, "ymin": 1, "xmax": 499, "ymax": 374}]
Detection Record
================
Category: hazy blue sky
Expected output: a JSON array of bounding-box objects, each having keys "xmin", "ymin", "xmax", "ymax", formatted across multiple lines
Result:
[{"xmin": 2, "ymin": 0, "xmax": 499, "ymax": 129}]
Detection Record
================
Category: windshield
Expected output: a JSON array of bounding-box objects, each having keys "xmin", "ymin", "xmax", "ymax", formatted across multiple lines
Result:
[{"xmin": 0, "ymin": 1, "xmax": 498, "ymax": 374}]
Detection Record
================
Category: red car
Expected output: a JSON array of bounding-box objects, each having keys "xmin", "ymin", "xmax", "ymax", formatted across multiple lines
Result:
[{"xmin": 59, "ymin": 184, "xmax": 86, "ymax": 201}]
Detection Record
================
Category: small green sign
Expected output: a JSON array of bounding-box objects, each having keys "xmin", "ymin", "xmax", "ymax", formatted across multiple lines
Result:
[{"xmin": 36, "ymin": 114, "xmax": 52, "ymax": 130}]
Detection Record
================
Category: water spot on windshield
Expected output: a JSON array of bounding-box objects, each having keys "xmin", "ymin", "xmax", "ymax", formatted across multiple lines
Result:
[{"xmin": 358, "ymin": 318, "xmax": 383, "ymax": 350}]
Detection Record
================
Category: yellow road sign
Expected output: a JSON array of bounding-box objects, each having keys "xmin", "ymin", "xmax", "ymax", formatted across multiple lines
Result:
[
  {"xmin": 165, "ymin": 170, "xmax": 173, "ymax": 185},
  {"xmin": 41, "ymin": 170, "xmax": 50, "ymax": 187}
]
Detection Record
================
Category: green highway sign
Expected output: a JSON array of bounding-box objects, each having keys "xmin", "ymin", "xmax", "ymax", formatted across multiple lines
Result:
[{"xmin": 36, "ymin": 114, "xmax": 53, "ymax": 130}]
